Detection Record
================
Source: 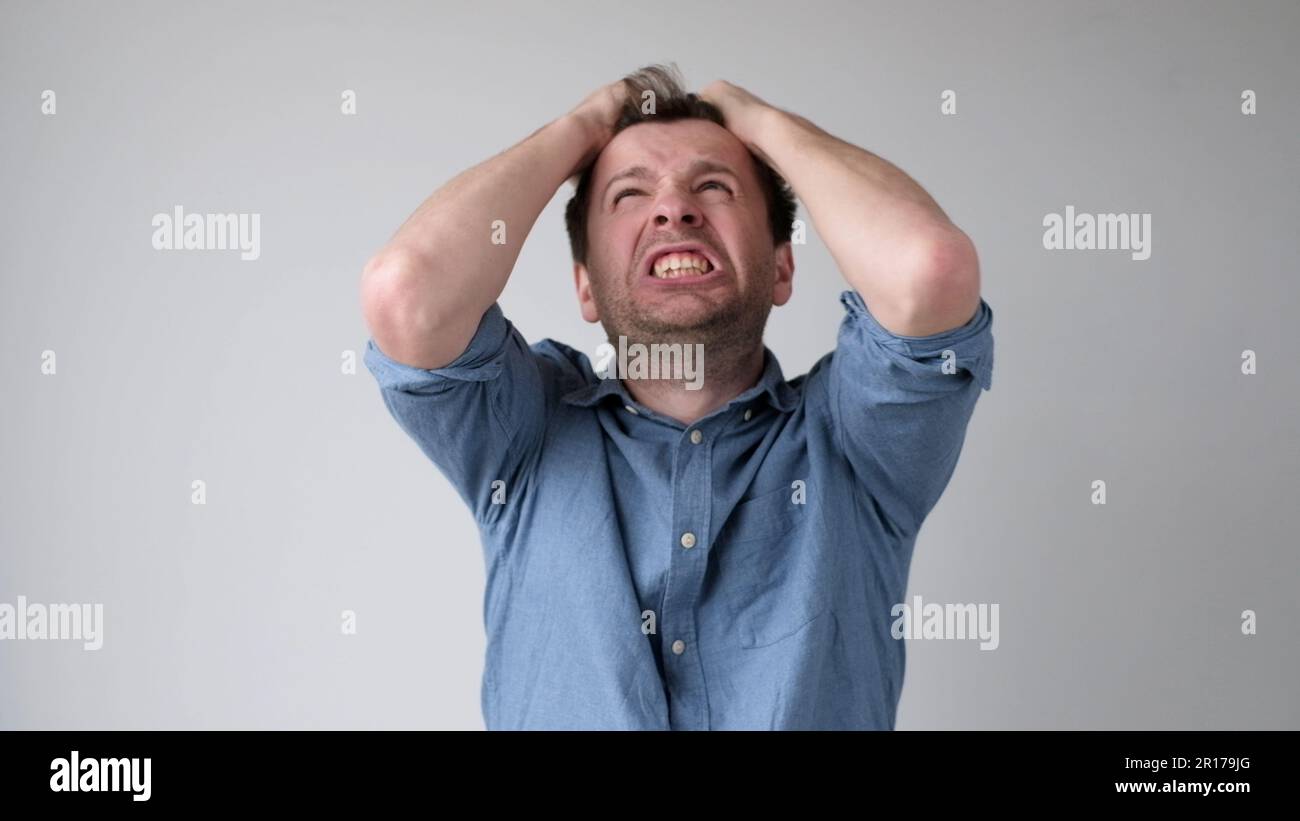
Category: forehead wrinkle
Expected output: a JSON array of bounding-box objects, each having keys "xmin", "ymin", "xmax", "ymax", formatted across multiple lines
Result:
[{"xmin": 684, "ymin": 158, "xmax": 740, "ymax": 179}]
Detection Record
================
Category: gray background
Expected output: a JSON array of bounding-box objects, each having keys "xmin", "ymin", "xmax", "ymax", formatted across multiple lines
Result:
[{"xmin": 1, "ymin": 0, "xmax": 1296, "ymax": 730}]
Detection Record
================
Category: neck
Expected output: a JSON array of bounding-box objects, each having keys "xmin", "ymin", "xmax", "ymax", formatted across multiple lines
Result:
[{"xmin": 621, "ymin": 343, "xmax": 766, "ymax": 426}]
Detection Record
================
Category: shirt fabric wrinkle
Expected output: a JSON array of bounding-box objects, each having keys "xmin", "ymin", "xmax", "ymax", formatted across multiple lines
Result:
[{"xmin": 364, "ymin": 288, "xmax": 994, "ymax": 729}]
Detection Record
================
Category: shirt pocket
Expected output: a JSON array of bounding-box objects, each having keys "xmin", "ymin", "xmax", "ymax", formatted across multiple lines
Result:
[{"xmin": 714, "ymin": 485, "xmax": 828, "ymax": 648}]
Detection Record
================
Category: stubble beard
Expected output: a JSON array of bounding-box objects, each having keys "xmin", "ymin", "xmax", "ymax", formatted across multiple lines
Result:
[{"xmin": 589, "ymin": 254, "xmax": 775, "ymax": 384}]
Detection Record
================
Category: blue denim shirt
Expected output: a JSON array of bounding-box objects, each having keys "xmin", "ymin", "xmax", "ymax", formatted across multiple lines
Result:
[{"xmin": 364, "ymin": 290, "xmax": 994, "ymax": 729}]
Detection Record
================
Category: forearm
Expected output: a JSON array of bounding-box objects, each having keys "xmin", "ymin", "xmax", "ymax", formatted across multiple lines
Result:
[
  {"xmin": 362, "ymin": 113, "xmax": 597, "ymax": 368},
  {"xmin": 751, "ymin": 109, "xmax": 979, "ymax": 335}
]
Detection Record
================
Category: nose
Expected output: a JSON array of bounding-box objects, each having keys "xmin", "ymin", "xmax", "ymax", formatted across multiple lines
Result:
[{"xmin": 651, "ymin": 188, "xmax": 701, "ymax": 229}]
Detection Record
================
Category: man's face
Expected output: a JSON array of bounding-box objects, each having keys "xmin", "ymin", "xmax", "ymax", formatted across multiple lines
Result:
[{"xmin": 575, "ymin": 119, "xmax": 793, "ymax": 346}]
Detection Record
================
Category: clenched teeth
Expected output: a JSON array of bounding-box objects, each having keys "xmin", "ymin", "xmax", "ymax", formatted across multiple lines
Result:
[{"xmin": 652, "ymin": 252, "xmax": 714, "ymax": 278}]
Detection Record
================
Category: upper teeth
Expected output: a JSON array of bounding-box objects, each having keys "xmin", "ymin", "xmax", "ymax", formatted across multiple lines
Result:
[{"xmin": 652, "ymin": 252, "xmax": 713, "ymax": 278}]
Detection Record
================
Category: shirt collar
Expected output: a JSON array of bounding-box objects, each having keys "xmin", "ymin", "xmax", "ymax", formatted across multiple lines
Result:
[{"xmin": 561, "ymin": 345, "xmax": 798, "ymax": 414}]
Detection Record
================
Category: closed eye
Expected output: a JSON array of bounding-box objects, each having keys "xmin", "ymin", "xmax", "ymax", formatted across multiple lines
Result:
[{"xmin": 613, "ymin": 180, "xmax": 733, "ymax": 204}]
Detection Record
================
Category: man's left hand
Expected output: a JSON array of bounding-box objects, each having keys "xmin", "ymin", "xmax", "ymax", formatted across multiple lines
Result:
[{"xmin": 697, "ymin": 80, "xmax": 778, "ymax": 156}]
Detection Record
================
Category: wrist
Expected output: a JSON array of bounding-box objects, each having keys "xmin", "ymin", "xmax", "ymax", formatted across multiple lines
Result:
[
  {"xmin": 569, "ymin": 110, "xmax": 613, "ymax": 159},
  {"xmin": 740, "ymin": 105, "xmax": 788, "ymax": 169},
  {"xmin": 554, "ymin": 112, "xmax": 607, "ymax": 179}
]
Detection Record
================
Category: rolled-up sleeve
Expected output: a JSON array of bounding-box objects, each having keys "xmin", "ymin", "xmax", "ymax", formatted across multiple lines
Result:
[
  {"xmin": 827, "ymin": 289, "xmax": 995, "ymax": 538},
  {"xmin": 363, "ymin": 303, "xmax": 546, "ymax": 524}
]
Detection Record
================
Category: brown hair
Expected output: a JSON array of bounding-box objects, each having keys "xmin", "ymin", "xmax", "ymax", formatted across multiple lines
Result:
[{"xmin": 563, "ymin": 64, "xmax": 797, "ymax": 265}]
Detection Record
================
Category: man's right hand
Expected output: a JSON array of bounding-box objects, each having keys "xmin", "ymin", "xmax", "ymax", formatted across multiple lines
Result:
[{"xmin": 564, "ymin": 78, "xmax": 633, "ymax": 182}]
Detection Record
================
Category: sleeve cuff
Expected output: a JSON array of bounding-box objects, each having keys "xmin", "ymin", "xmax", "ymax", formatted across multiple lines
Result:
[
  {"xmin": 839, "ymin": 289, "xmax": 995, "ymax": 391},
  {"xmin": 363, "ymin": 303, "xmax": 510, "ymax": 392}
]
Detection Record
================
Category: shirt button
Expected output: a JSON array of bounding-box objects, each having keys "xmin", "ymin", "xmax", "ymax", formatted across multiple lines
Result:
[
  {"xmin": 672, "ymin": 640, "xmax": 686, "ymax": 655},
  {"xmin": 689, "ymin": 429, "xmax": 703, "ymax": 444},
  {"xmin": 624, "ymin": 404, "xmax": 639, "ymax": 415},
  {"xmin": 743, "ymin": 409, "xmax": 753, "ymax": 421},
  {"xmin": 680, "ymin": 531, "xmax": 696, "ymax": 549}
]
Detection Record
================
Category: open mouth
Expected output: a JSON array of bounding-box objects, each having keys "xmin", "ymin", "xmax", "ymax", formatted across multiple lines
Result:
[{"xmin": 642, "ymin": 245, "xmax": 721, "ymax": 280}]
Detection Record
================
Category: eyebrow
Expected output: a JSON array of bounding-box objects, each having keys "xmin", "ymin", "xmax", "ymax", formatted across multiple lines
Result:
[{"xmin": 602, "ymin": 159, "xmax": 740, "ymax": 199}]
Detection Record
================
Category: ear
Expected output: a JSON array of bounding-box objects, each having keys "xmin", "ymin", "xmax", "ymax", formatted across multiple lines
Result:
[
  {"xmin": 772, "ymin": 241, "xmax": 795, "ymax": 307},
  {"xmin": 574, "ymin": 261, "xmax": 600, "ymax": 323}
]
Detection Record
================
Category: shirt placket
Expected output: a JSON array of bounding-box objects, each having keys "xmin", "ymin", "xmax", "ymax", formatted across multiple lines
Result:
[{"xmin": 660, "ymin": 420, "xmax": 714, "ymax": 730}]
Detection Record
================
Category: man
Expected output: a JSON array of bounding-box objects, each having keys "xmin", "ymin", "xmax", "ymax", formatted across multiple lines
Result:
[{"xmin": 360, "ymin": 65, "xmax": 994, "ymax": 730}]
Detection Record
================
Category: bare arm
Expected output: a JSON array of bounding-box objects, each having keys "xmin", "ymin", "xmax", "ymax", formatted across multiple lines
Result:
[
  {"xmin": 700, "ymin": 81, "xmax": 981, "ymax": 337},
  {"xmin": 361, "ymin": 82, "xmax": 628, "ymax": 369}
]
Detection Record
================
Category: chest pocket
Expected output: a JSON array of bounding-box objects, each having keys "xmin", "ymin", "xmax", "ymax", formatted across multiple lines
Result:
[{"xmin": 714, "ymin": 485, "xmax": 828, "ymax": 648}]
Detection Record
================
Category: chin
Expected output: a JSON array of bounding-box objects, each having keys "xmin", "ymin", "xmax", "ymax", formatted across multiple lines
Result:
[{"xmin": 635, "ymin": 304, "xmax": 727, "ymax": 333}]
